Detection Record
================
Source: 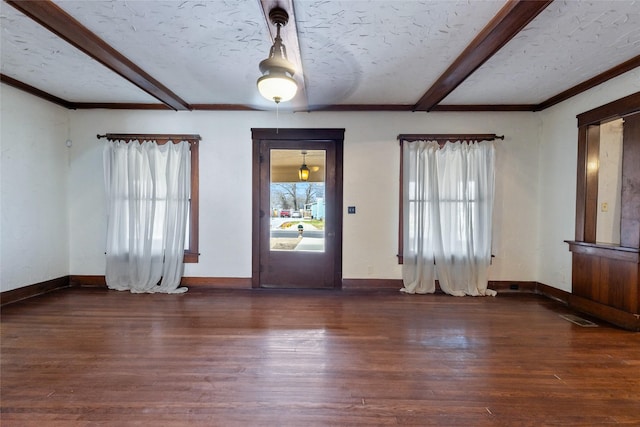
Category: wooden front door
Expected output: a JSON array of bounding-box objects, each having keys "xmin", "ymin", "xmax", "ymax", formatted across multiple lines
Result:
[{"xmin": 252, "ymin": 129, "xmax": 344, "ymax": 289}]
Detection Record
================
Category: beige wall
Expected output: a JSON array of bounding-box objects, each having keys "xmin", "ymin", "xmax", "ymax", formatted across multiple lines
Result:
[
  {"xmin": 67, "ymin": 109, "xmax": 540, "ymax": 282},
  {"xmin": 1, "ymin": 68, "xmax": 639, "ymax": 292},
  {"xmin": 0, "ymin": 85, "xmax": 70, "ymax": 292}
]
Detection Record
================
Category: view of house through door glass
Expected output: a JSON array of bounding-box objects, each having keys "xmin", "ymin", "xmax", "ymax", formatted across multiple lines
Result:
[{"xmin": 270, "ymin": 149, "xmax": 326, "ymax": 253}]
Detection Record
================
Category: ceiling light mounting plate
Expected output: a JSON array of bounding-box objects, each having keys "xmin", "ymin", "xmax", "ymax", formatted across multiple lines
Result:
[{"xmin": 269, "ymin": 7, "xmax": 289, "ymax": 27}]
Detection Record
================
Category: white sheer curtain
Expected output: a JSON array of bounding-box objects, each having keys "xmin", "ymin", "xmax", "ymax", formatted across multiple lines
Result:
[
  {"xmin": 103, "ymin": 139, "xmax": 190, "ymax": 294},
  {"xmin": 401, "ymin": 140, "xmax": 496, "ymax": 297}
]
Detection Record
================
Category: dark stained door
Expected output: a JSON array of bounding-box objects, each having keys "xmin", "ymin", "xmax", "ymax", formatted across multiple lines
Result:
[{"xmin": 252, "ymin": 129, "xmax": 344, "ymax": 289}]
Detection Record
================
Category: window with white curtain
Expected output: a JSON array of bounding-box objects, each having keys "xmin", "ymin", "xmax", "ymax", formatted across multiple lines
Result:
[
  {"xmin": 103, "ymin": 134, "xmax": 201, "ymax": 293},
  {"xmin": 103, "ymin": 133, "xmax": 200, "ymax": 263},
  {"xmin": 397, "ymin": 134, "xmax": 499, "ymax": 297},
  {"xmin": 398, "ymin": 134, "xmax": 499, "ymax": 263}
]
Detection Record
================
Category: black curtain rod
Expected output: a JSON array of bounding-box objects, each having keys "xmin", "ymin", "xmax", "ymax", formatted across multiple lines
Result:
[
  {"xmin": 398, "ymin": 133, "xmax": 504, "ymax": 142},
  {"xmin": 97, "ymin": 133, "xmax": 201, "ymax": 141}
]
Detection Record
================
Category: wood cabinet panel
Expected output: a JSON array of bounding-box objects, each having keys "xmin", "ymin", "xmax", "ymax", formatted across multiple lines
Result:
[
  {"xmin": 584, "ymin": 125, "xmax": 600, "ymax": 243},
  {"xmin": 569, "ymin": 96, "xmax": 640, "ymax": 330},
  {"xmin": 571, "ymin": 250, "xmax": 639, "ymax": 314},
  {"xmin": 572, "ymin": 252, "xmax": 600, "ymax": 300},
  {"xmin": 599, "ymin": 257, "xmax": 638, "ymax": 312},
  {"xmin": 572, "ymin": 247, "xmax": 640, "ymax": 313}
]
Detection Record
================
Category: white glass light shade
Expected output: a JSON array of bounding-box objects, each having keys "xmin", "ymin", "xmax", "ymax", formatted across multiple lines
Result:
[{"xmin": 257, "ymin": 73, "xmax": 297, "ymax": 103}]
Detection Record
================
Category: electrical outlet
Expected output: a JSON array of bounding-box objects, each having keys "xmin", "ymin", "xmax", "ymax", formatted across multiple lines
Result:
[{"xmin": 348, "ymin": 206, "xmax": 356, "ymax": 214}]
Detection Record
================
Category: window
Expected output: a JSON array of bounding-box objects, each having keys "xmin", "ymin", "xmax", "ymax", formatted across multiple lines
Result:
[
  {"xmin": 397, "ymin": 134, "xmax": 501, "ymax": 264},
  {"xmin": 102, "ymin": 133, "xmax": 200, "ymax": 263}
]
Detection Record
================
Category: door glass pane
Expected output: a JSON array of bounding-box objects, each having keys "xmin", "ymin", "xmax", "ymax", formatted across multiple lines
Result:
[{"xmin": 270, "ymin": 149, "xmax": 326, "ymax": 252}]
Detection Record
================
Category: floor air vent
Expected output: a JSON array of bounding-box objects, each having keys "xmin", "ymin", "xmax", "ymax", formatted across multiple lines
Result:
[{"xmin": 560, "ymin": 314, "xmax": 598, "ymax": 327}]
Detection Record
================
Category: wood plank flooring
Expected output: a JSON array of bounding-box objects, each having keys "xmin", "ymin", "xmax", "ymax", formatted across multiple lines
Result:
[{"xmin": 2, "ymin": 287, "xmax": 639, "ymax": 426}]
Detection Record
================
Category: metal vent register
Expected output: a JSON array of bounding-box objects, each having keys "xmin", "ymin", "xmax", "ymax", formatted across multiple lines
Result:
[{"xmin": 560, "ymin": 314, "xmax": 598, "ymax": 327}]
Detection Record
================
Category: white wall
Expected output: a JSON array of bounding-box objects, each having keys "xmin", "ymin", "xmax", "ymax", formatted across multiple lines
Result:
[
  {"xmin": 68, "ymin": 109, "xmax": 540, "ymax": 282},
  {"xmin": 0, "ymin": 85, "xmax": 70, "ymax": 292},
  {"xmin": 537, "ymin": 69, "xmax": 640, "ymax": 292},
  {"xmin": 4, "ymin": 69, "xmax": 637, "ymax": 292}
]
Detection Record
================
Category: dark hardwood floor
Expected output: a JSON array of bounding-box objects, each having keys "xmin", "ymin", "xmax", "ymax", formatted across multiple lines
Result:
[{"xmin": 1, "ymin": 287, "xmax": 639, "ymax": 426}]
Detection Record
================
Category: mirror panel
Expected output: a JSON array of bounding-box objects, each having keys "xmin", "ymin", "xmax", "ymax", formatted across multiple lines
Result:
[{"xmin": 596, "ymin": 118, "xmax": 624, "ymax": 244}]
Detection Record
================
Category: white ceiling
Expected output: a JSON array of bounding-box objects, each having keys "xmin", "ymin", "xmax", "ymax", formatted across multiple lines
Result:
[
  {"xmin": 444, "ymin": 0, "xmax": 640, "ymax": 105},
  {"xmin": 293, "ymin": 0, "xmax": 505, "ymax": 106},
  {"xmin": 1, "ymin": 0, "xmax": 639, "ymax": 111}
]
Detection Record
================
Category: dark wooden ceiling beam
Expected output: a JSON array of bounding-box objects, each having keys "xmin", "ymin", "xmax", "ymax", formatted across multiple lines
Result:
[
  {"xmin": 1, "ymin": 73, "xmax": 74, "ymax": 109},
  {"xmin": 5, "ymin": 0, "xmax": 190, "ymax": 111},
  {"xmin": 535, "ymin": 54, "xmax": 640, "ymax": 111},
  {"xmin": 259, "ymin": 0, "xmax": 308, "ymax": 109},
  {"xmin": 431, "ymin": 104, "xmax": 534, "ymax": 112},
  {"xmin": 306, "ymin": 104, "xmax": 536, "ymax": 112},
  {"xmin": 305, "ymin": 104, "xmax": 414, "ymax": 112},
  {"xmin": 73, "ymin": 103, "xmax": 171, "ymax": 110},
  {"xmin": 413, "ymin": 0, "xmax": 553, "ymax": 112}
]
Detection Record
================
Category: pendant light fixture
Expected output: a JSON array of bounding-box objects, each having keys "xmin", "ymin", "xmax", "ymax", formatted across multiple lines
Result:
[
  {"xmin": 257, "ymin": 7, "xmax": 298, "ymax": 104},
  {"xmin": 298, "ymin": 151, "xmax": 310, "ymax": 181}
]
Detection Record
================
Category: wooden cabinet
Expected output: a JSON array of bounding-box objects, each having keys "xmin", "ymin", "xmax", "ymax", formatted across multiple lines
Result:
[
  {"xmin": 567, "ymin": 93, "xmax": 640, "ymax": 331},
  {"xmin": 567, "ymin": 241, "xmax": 639, "ymax": 330}
]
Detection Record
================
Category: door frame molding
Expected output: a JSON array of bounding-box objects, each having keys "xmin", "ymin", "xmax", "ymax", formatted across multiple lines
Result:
[{"xmin": 251, "ymin": 128, "xmax": 344, "ymax": 289}]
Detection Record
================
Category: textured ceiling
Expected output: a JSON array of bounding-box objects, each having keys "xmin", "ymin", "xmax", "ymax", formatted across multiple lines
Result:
[
  {"xmin": 0, "ymin": 3, "xmax": 157, "ymax": 102},
  {"xmin": 443, "ymin": 0, "xmax": 640, "ymax": 105},
  {"xmin": 294, "ymin": 0, "xmax": 505, "ymax": 107},
  {"xmin": 1, "ymin": 0, "xmax": 639, "ymax": 111},
  {"xmin": 50, "ymin": 0, "xmax": 271, "ymax": 105}
]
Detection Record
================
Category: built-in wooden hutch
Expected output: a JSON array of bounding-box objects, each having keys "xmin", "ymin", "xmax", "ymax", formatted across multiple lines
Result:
[{"xmin": 566, "ymin": 92, "xmax": 640, "ymax": 331}]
